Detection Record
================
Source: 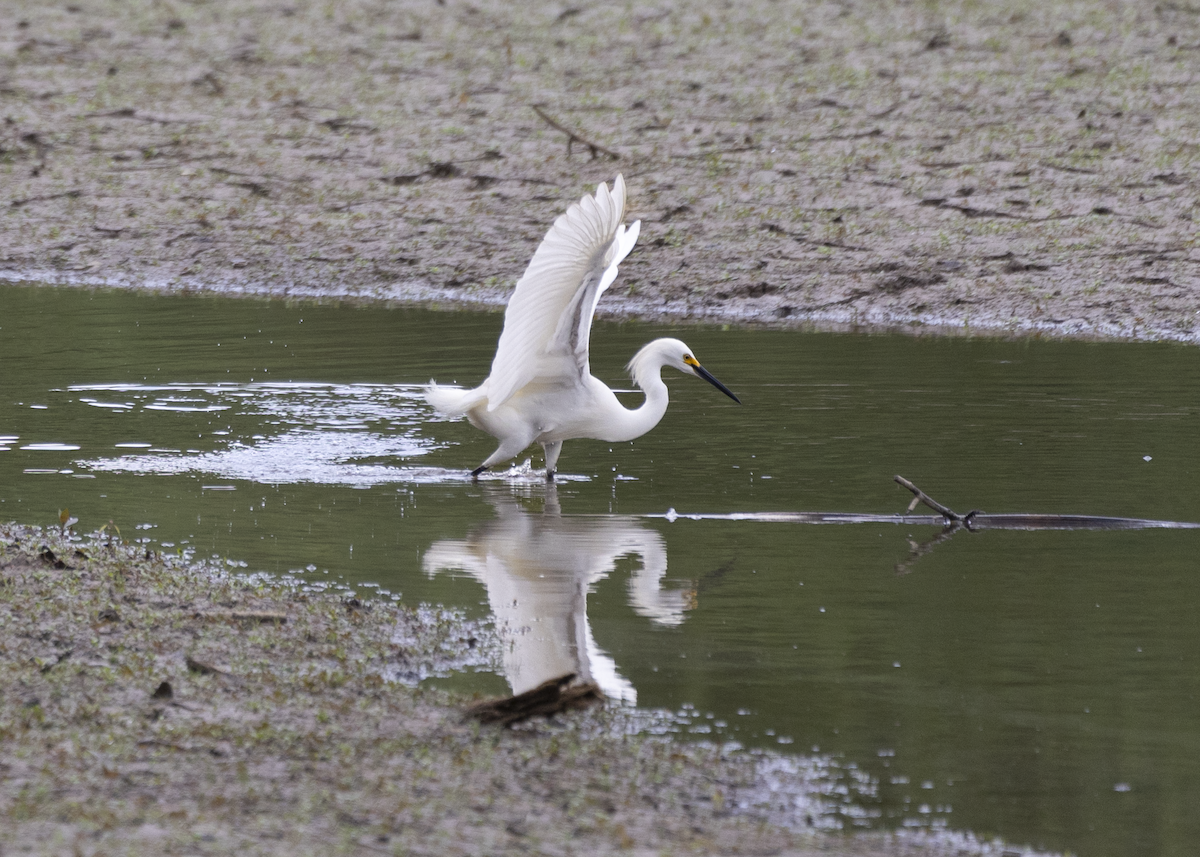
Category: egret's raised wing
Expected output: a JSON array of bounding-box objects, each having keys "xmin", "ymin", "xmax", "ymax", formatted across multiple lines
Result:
[{"xmin": 485, "ymin": 175, "xmax": 640, "ymax": 411}]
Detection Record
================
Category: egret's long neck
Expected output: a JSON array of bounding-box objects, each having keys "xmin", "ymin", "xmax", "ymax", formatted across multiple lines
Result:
[
  {"xmin": 628, "ymin": 368, "xmax": 670, "ymax": 438},
  {"xmin": 606, "ymin": 348, "xmax": 671, "ymax": 442}
]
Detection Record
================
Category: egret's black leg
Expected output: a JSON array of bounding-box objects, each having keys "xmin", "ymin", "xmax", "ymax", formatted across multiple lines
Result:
[{"xmin": 541, "ymin": 441, "xmax": 563, "ymax": 483}]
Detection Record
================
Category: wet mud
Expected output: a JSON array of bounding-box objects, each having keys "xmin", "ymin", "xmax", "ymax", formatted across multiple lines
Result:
[{"xmin": 1, "ymin": 0, "xmax": 1198, "ymax": 341}]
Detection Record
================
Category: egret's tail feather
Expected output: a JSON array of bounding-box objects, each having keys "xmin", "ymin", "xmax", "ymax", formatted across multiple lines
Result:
[{"xmin": 424, "ymin": 382, "xmax": 485, "ymax": 416}]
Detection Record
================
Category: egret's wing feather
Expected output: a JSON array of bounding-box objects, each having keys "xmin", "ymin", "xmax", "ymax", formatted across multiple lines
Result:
[
  {"xmin": 485, "ymin": 175, "xmax": 638, "ymax": 411},
  {"xmin": 557, "ymin": 218, "xmax": 640, "ymax": 378}
]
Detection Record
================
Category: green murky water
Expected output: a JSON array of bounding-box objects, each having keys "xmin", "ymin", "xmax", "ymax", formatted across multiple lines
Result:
[{"xmin": 4, "ymin": 282, "xmax": 1200, "ymax": 855}]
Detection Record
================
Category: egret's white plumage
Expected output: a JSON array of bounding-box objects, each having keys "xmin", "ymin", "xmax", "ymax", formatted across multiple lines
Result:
[{"xmin": 426, "ymin": 175, "xmax": 739, "ymax": 478}]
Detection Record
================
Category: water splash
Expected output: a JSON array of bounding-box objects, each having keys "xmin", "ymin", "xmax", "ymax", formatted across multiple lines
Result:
[{"xmin": 481, "ymin": 458, "xmax": 589, "ymax": 483}]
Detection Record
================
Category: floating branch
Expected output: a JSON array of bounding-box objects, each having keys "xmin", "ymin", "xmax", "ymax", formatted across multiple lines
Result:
[
  {"xmin": 531, "ymin": 105, "xmax": 620, "ymax": 160},
  {"xmin": 894, "ymin": 475, "xmax": 979, "ymax": 527}
]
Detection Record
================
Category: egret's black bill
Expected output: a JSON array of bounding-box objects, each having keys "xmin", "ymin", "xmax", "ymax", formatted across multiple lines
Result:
[{"xmin": 695, "ymin": 364, "xmax": 741, "ymax": 404}]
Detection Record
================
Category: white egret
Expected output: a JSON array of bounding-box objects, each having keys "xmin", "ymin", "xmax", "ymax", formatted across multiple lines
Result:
[{"xmin": 425, "ymin": 174, "xmax": 740, "ymax": 480}]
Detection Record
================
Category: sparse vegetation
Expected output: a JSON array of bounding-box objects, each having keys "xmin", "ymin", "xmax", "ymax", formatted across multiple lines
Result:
[{"xmin": 0, "ymin": 1, "xmax": 1196, "ymax": 341}]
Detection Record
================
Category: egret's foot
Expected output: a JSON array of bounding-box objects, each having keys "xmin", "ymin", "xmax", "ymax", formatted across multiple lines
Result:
[{"xmin": 471, "ymin": 464, "xmax": 488, "ymax": 480}]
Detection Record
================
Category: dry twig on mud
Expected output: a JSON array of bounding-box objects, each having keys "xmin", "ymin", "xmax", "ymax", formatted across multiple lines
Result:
[{"xmin": 531, "ymin": 105, "xmax": 620, "ymax": 160}]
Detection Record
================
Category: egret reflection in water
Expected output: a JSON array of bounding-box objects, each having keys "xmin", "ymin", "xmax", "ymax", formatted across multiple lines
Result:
[{"xmin": 423, "ymin": 486, "xmax": 694, "ymax": 703}]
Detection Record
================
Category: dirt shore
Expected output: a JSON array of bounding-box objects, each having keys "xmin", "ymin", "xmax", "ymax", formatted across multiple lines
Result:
[
  {"xmin": 1, "ymin": 524, "xmax": 1037, "ymax": 856},
  {"xmin": 1, "ymin": 0, "xmax": 1198, "ymax": 342}
]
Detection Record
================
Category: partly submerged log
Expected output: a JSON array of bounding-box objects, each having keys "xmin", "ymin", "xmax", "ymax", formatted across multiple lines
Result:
[
  {"xmin": 644, "ymin": 476, "xmax": 1200, "ymax": 532},
  {"xmin": 464, "ymin": 673, "xmax": 603, "ymax": 727},
  {"xmin": 638, "ymin": 476, "xmax": 1200, "ymax": 575}
]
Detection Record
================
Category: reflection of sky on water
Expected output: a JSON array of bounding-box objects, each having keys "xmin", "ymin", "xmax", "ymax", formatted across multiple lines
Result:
[
  {"xmin": 69, "ymin": 380, "xmax": 422, "ymax": 428},
  {"xmin": 425, "ymin": 488, "xmax": 695, "ymax": 704},
  {"xmin": 76, "ymin": 381, "xmax": 447, "ymax": 486},
  {"xmin": 89, "ymin": 430, "xmax": 440, "ymax": 486}
]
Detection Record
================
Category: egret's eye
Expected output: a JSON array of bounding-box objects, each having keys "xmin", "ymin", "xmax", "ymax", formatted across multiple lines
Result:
[{"xmin": 683, "ymin": 354, "xmax": 698, "ymax": 367}]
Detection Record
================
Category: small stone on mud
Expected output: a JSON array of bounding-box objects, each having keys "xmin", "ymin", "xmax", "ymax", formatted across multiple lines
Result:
[
  {"xmin": 925, "ymin": 29, "xmax": 951, "ymax": 50},
  {"xmin": 877, "ymin": 270, "xmax": 945, "ymax": 293},
  {"xmin": 186, "ymin": 655, "xmax": 231, "ymax": 675},
  {"xmin": 745, "ymin": 282, "xmax": 778, "ymax": 298}
]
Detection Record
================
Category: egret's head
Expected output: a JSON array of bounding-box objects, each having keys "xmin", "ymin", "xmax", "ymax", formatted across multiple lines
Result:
[{"xmin": 628, "ymin": 338, "xmax": 741, "ymax": 403}]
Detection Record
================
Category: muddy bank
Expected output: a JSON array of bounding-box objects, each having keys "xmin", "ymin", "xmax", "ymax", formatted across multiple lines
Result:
[
  {"xmin": 0, "ymin": 523, "xmax": 1044, "ymax": 856},
  {"xmin": 1, "ymin": 0, "xmax": 1198, "ymax": 342}
]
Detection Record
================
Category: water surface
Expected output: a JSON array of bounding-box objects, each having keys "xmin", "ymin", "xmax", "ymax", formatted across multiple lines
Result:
[{"xmin": 3, "ymin": 282, "xmax": 1200, "ymax": 855}]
